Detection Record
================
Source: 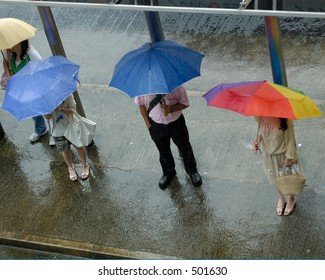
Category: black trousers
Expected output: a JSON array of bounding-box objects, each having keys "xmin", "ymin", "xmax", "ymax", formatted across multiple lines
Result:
[{"xmin": 149, "ymin": 114, "xmax": 198, "ymax": 175}]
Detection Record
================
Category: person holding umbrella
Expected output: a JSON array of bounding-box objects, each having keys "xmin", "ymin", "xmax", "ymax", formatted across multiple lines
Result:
[
  {"xmin": 203, "ymin": 80, "xmax": 323, "ymax": 216},
  {"xmin": 110, "ymin": 40, "xmax": 204, "ymax": 190},
  {"xmin": 44, "ymin": 95, "xmax": 90, "ymax": 181},
  {"xmin": 135, "ymin": 86, "xmax": 202, "ymax": 190},
  {"xmin": 2, "ymin": 39, "xmax": 54, "ymax": 144},
  {"xmin": 253, "ymin": 117, "xmax": 301, "ymax": 216}
]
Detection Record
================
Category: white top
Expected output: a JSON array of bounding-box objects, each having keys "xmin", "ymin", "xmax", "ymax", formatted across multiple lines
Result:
[{"xmin": 51, "ymin": 95, "xmax": 77, "ymax": 137}]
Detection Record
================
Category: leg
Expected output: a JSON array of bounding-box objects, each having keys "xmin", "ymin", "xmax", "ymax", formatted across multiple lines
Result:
[
  {"xmin": 29, "ymin": 115, "xmax": 48, "ymax": 142},
  {"xmin": 75, "ymin": 146, "xmax": 89, "ymax": 180},
  {"xmin": 149, "ymin": 120, "xmax": 175, "ymax": 175},
  {"xmin": 170, "ymin": 115, "xmax": 202, "ymax": 187},
  {"xmin": 47, "ymin": 120, "xmax": 56, "ymax": 146},
  {"xmin": 149, "ymin": 119, "xmax": 176, "ymax": 189},
  {"xmin": 170, "ymin": 115, "xmax": 197, "ymax": 174},
  {"xmin": 276, "ymin": 188, "xmax": 286, "ymax": 216},
  {"xmin": 62, "ymin": 149, "xmax": 78, "ymax": 181},
  {"xmin": 54, "ymin": 136, "xmax": 77, "ymax": 181}
]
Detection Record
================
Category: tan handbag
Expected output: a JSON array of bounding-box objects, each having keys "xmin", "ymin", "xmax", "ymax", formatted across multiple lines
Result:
[{"xmin": 275, "ymin": 164, "xmax": 306, "ymax": 195}]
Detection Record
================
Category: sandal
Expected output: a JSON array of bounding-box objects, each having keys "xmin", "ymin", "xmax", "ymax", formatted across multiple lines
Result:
[
  {"xmin": 68, "ymin": 165, "xmax": 78, "ymax": 182},
  {"xmin": 81, "ymin": 163, "xmax": 89, "ymax": 180}
]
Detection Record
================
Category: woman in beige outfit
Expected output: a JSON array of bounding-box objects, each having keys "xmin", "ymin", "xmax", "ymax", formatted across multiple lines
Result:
[{"xmin": 253, "ymin": 117, "xmax": 300, "ymax": 216}]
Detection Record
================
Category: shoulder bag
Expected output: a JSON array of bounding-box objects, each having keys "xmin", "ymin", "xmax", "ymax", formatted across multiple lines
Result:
[{"xmin": 64, "ymin": 109, "xmax": 96, "ymax": 147}]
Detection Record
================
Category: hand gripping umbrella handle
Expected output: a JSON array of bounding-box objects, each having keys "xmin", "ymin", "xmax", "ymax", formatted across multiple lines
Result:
[{"xmin": 254, "ymin": 117, "xmax": 261, "ymax": 154}]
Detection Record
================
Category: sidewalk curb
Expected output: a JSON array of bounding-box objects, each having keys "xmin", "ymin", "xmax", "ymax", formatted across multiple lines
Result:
[{"xmin": 0, "ymin": 231, "xmax": 176, "ymax": 259}]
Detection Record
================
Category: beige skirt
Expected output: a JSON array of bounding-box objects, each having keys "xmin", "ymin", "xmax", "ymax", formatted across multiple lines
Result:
[{"xmin": 261, "ymin": 152, "xmax": 304, "ymax": 185}]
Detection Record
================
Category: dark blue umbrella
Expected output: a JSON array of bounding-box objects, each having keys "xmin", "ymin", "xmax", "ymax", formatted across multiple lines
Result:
[
  {"xmin": 2, "ymin": 55, "xmax": 80, "ymax": 121},
  {"xmin": 109, "ymin": 40, "xmax": 204, "ymax": 97}
]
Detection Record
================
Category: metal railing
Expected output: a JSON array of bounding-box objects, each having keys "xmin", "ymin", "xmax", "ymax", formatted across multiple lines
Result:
[{"xmin": 0, "ymin": 0, "xmax": 325, "ymax": 19}]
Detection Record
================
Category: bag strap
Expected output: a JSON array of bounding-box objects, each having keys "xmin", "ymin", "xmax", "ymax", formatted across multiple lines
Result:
[
  {"xmin": 282, "ymin": 163, "xmax": 302, "ymax": 176},
  {"xmin": 147, "ymin": 94, "xmax": 164, "ymax": 114}
]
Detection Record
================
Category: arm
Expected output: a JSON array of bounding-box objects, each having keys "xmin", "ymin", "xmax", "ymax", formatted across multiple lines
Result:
[
  {"xmin": 2, "ymin": 60, "xmax": 11, "ymax": 77},
  {"xmin": 161, "ymin": 101, "xmax": 188, "ymax": 116},
  {"xmin": 43, "ymin": 95, "xmax": 76, "ymax": 119},
  {"xmin": 139, "ymin": 105, "xmax": 151, "ymax": 129},
  {"xmin": 161, "ymin": 86, "xmax": 190, "ymax": 116},
  {"xmin": 2, "ymin": 51, "xmax": 12, "ymax": 77},
  {"xmin": 28, "ymin": 47, "xmax": 42, "ymax": 61},
  {"xmin": 252, "ymin": 117, "xmax": 261, "ymax": 151},
  {"xmin": 284, "ymin": 120, "xmax": 297, "ymax": 165}
]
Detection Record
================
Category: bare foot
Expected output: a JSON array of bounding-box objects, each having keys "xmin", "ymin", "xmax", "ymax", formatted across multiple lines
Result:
[
  {"xmin": 276, "ymin": 198, "xmax": 286, "ymax": 216},
  {"xmin": 68, "ymin": 165, "xmax": 78, "ymax": 181},
  {"xmin": 284, "ymin": 196, "xmax": 296, "ymax": 216},
  {"xmin": 81, "ymin": 163, "xmax": 89, "ymax": 180}
]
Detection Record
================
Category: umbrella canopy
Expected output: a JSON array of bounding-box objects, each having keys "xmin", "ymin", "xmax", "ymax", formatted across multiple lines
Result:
[
  {"xmin": 109, "ymin": 40, "xmax": 204, "ymax": 98},
  {"xmin": 0, "ymin": 18, "xmax": 36, "ymax": 50},
  {"xmin": 2, "ymin": 55, "xmax": 80, "ymax": 121},
  {"xmin": 203, "ymin": 80, "xmax": 323, "ymax": 120}
]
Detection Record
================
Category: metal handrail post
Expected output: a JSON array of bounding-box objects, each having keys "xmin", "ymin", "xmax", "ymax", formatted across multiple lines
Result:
[{"xmin": 37, "ymin": 6, "xmax": 86, "ymax": 117}]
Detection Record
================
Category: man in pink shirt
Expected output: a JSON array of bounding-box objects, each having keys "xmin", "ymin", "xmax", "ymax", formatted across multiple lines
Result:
[{"xmin": 135, "ymin": 86, "xmax": 202, "ymax": 190}]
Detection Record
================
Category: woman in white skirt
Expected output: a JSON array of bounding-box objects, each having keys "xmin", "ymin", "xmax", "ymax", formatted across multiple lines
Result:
[
  {"xmin": 44, "ymin": 95, "xmax": 90, "ymax": 181},
  {"xmin": 253, "ymin": 117, "xmax": 300, "ymax": 216}
]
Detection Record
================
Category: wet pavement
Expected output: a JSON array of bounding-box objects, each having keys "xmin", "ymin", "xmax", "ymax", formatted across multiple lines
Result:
[{"xmin": 1, "ymin": 4, "xmax": 325, "ymax": 259}]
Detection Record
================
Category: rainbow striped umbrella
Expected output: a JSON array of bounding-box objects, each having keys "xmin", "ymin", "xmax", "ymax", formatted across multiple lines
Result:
[{"xmin": 203, "ymin": 80, "xmax": 323, "ymax": 120}]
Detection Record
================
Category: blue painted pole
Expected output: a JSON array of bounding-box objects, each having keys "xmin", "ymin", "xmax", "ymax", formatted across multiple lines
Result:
[
  {"xmin": 138, "ymin": 0, "xmax": 164, "ymax": 42},
  {"xmin": 37, "ymin": 6, "xmax": 86, "ymax": 117},
  {"xmin": 264, "ymin": 16, "xmax": 288, "ymax": 86},
  {"xmin": 144, "ymin": 11, "xmax": 165, "ymax": 43}
]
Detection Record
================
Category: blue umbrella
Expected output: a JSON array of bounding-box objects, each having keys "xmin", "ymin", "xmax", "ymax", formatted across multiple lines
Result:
[
  {"xmin": 2, "ymin": 55, "xmax": 80, "ymax": 121},
  {"xmin": 109, "ymin": 40, "xmax": 204, "ymax": 97}
]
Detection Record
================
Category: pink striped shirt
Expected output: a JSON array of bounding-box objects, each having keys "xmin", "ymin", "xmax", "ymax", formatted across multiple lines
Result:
[{"xmin": 134, "ymin": 86, "xmax": 190, "ymax": 125}]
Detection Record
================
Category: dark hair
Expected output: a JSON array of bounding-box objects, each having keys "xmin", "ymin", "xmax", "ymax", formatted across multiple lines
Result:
[
  {"xmin": 11, "ymin": 39, "xmax": 29, "ymax": 60},
  {"xmin": 279, "ymin": 118, "xmax": 288, "ymax": 131}
]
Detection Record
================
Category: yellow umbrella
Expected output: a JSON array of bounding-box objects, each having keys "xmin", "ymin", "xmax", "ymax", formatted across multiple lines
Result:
[{"xmin": 0, "ymin": 18, "xmax": 36, "ymax": 51}]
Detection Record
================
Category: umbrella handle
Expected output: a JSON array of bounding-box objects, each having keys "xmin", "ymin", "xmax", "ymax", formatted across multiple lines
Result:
[
  {"xmin": 1, "ymin": 50, "xmax": 9, "ymax": 63},
  {"xmin": 254, "ymin": 117, "xmax": 261, "ymax": 154},
  {"xmin": 1, "ymin": 50, "xmax": 8, "ymax": 66},
  {"xmin": 1, "ymin": 51, "xmax": 13, "ymax": 77}
]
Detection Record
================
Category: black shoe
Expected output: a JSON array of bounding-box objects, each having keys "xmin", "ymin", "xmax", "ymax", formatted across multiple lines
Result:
[
  {"xmin": 159, "ymin": 170, "xmax": 176, "ymax": 190},
  {"xmin": 190, "ymin": 172, "xmax": 202, "ymax": 187}
]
